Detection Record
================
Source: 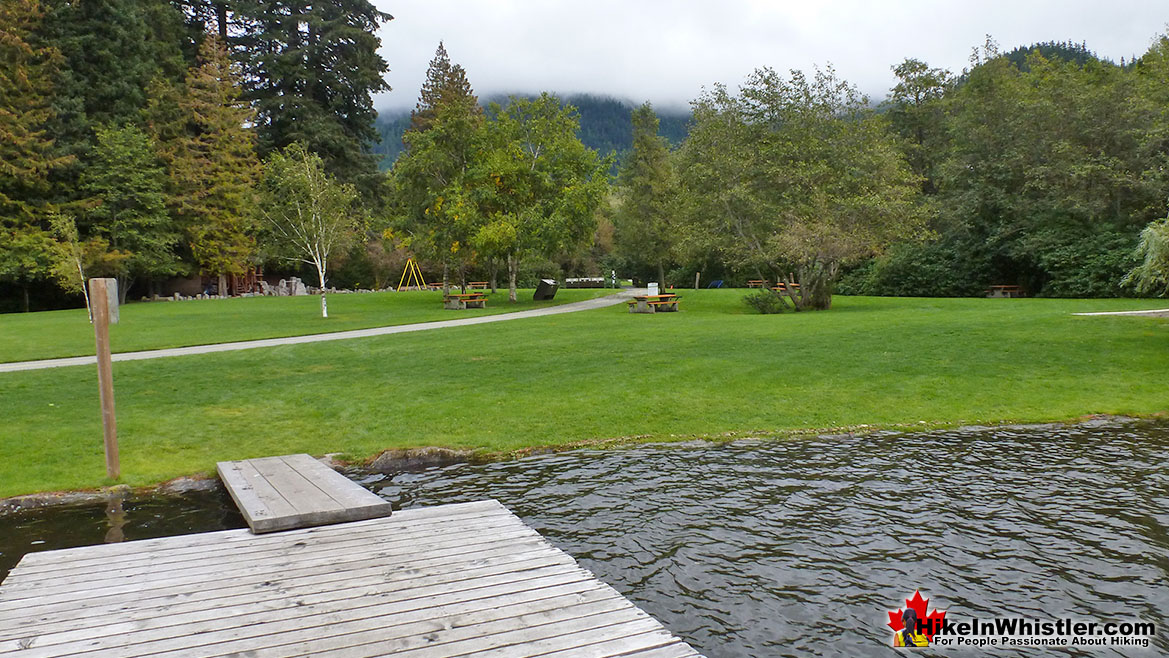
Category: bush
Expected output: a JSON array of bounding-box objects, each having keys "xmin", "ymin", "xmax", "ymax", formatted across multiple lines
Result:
[{"xmin": 743, "ymin": 289, "xmax": 786, "ymax": 314}]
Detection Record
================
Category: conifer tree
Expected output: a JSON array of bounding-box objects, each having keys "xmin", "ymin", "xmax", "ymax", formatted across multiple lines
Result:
[
  {"xmin": 230, "ymin": 0, "xmax": 391, "ymax": 197},
  {"xmin": 614, "ymin": 103, "xmax": 676, "ymax": 287},
  {"xmin": 153, "ymin": 35, "xmax": 261, "ymax": 296},
  {"xmin": 0, "ymin": 0, "xmax": 71, "ymax": 311},
  {"xmin": 410, "ymin": 42, "xmax": 482, "ymax": 133}
]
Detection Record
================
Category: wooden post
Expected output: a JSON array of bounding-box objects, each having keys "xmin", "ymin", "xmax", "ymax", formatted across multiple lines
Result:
[
  {"xmin": 694, "ymin": 271, "xmax": 700, "ymax": 290},
  {"xmin": 88, "ymin": 278, "xmax": 120, "ymax": 480}
]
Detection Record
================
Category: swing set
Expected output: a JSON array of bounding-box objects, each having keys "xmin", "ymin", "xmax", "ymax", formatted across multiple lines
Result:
[{"xmin": 396, "ymin": 258, "xmax": 428, "ymax": 291}]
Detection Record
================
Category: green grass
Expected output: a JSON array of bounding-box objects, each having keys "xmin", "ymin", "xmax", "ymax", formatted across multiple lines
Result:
[
  {"xmin": 0, "ymin": 288, "xmax": 614, "ymax": 363},
  {"xmin": 2, "ymin": 291, "xmax": 1168, "ymax": 498}
]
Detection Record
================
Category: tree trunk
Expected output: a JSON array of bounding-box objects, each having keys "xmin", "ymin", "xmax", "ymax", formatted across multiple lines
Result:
[
  {"xmin": 218, "ymin": 273, "xmax": 228, "ymax": 298},
  {"xmin": 507, "ymin": 253, "xmax": 518, "ymax": 303},
  {"xmin": 657, "ymin": 262, "xmax": 666, "ymax": 290},
  {"xmin": 798, "ymin": 261, "xmax": 836, "ymax": 311},
  {"xmin": 489, "ymin": 262, "xmax": 497, "ymax": 293},
  {"xmin": 317, "ymin": 265, "xmax": 328, "ymax": 318},
  {"xmin": 442, "ymin": 262, "xmax": 449, "ymax": 294},
  {"xmin": 458, "ymin": 264, "xmax": 466, "ymax": 294},
  {"xmin": 215, "ymin": 2, "xmax": 227, "ymax": 38},
  {"xmin": 116, "ymin": 276, "xmax": 130, "ymax": 306}
]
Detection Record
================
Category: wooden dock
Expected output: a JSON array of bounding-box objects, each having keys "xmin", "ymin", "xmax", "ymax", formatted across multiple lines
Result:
[
  {"xmin": 0, "ymin": 500, "xmax": 701, "ymax": 657},
  {"xmin": 216, "ymin": 454, "xmax": 393, "ymax": 533}
]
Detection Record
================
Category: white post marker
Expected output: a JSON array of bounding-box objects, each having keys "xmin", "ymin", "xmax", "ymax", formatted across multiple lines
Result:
[{"xmin": 88, "ymin": 277, "xmax": 120, "ymax": 480}]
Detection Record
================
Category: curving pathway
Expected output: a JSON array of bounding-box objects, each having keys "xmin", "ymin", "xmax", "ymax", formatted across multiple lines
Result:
[{"xmin": 0, "ymin": 290, "xmax": 643, "ymax": 373}]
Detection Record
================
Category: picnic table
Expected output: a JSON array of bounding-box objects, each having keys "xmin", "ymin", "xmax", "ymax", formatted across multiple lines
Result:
[
  {"xmin": 747, "ymin": 279, "xmax": 768, "ymax": 288},
  {"xmin": 627, "ymin": 293, "xmax": 681, "ymax": 314},
  {"xmin": 987, "ymin": 285, "xmax": 1023, "ymax": 298},
  {"xmin": 772, "ymin": 282, "xmax": 800, "ymax": 294},
  {"xmin": 444, "ymin": 292, "xmax": 488, "ymax": 310},
  {"xmin": 468, "ymin": 281, "xmax": 488, "ymax": 289}
]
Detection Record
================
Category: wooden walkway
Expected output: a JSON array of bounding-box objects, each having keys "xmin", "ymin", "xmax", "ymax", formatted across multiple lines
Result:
[
  {"xmin": 0, "ymin": 500, "xmax": 701, "ymax": 657},
  {"xmin": 216, "ymin": 454, "xmax": 393, "ymax": 533}
]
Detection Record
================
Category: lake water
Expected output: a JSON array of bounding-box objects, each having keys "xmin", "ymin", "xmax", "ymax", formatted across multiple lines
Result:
[{"xmin": 3, "ymin": 421, "xmax": 1167, "ymax": 656}]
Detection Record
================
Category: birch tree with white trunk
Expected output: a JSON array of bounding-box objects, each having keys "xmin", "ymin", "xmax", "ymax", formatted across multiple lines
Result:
[{"xmin": 258, "ymin": 143, "xmax": 359, "ymax": 318}]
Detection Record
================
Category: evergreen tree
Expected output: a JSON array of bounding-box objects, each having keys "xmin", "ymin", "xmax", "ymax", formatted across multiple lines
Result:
[
  {"xmin": 392, "ymin": 43, "xmax": 485, "ymax": 291},
  {"xmin": 614, "ymin": 103, "xmax": 675, "ymax": 286},
  {"xmin": 81, "ymin": 125, "xmax": 182, "ymax": 302},
  {"xmin": 410, "ymin": 42, "xmax": 481, "ymax": 133},
  {"xmin": 230, "ymin": 0, "xmax": 392, "ymax": 197},
  {"xmin": 153, "ymin": 35, "xmax": 261, "ymax": 295},
  {"xmin": 0, "ymin": 0, "xmax": 71, "ymax": 311},
  {"xmin": 0, "ymin": 0, "xmax": 68, "ymax": 223}
]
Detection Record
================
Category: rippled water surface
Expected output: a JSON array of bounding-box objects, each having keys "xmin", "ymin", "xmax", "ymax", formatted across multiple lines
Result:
[{"xmin": 3, "ymin": 422, "xmax": 1168, "ymax": 657}]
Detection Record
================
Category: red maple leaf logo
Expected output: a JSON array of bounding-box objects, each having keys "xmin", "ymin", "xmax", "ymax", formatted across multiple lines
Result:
[{"xmin": 887, "ymin": 590, "xmax": 947, "ymax": 641}]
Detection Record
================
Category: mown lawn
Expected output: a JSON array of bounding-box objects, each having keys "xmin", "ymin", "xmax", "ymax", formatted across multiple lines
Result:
[
  {"xmin": 2, "ymin": 291, "xmax": 1167, "ymax": 497},
  {"xmin": 0, "ymin": 288, "xmax": 614, "ymax": 363}
]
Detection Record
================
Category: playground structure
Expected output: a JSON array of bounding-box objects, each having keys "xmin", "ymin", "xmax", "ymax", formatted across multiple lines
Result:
[{"xmin": 396, "ymin": 258, "xmax": 428, "ymax": 291}]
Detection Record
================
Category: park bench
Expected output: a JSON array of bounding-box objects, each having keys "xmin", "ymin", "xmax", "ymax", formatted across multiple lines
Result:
[
  {"xmin": 468, "ymin": 281, "xmax": 488, "ymax": 289},
  {"xmin": 627, "ymin": 293, "xmax": 681, "ymax": 313},
  {"xmin": 747, "ymin": 280, "xmax": 768, "ymax": 288},
  {"xmin": 444, "ymin": 292, "xmax": 488, "ymax": 310},
  {"xmin": 987, "ymin": 285, "xmax": 1023, "ymax": 298},
  {"xmin": 772, "ymin": 282, "xmax": 800, "ymax": 294}
]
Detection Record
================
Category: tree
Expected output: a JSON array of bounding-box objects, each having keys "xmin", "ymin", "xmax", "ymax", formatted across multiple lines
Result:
[
  {"xmin": 410, "ymin": 42, "xmax": 481, "ymax": 133},
  {"xmin": 0, "ymin": 225, "xmax": 55, "ymax": 312},
  {"xmin": 47, "ymin": 213, "xmax": 129, "ymax": 317},
  {"xmin": 230, "ymin": 0, "xmax": 392, "ymax": 197},
  {"xmin": 479, "ymin": 94, "xmax": 612, "ymax": 302},
  {"xmin": 258, "ymin": 143, "xmax": 360, "ymax": 318},
  {"xmin": 81, "ymin": 124, "xmax": 182, "ymax": 302},
  {"xmin": 1123, "ymin": 215, "xmax": 1169, "ymax": 295},
  {"xmin": 153, "ymin": 34, "xmax": 261, "ymax": 296},
  {"xmin": 676, "ymin": 67, "xmax": 923, "ymax": 310},
  {"xmin": 0, "ymin": 0, "xmax": 69, "ymax": 225},
  {"xmin": 887, "ymin": 58, "xmax": 952, "ymax": 194},
  {"xmin": 613, "ymin": 102, "xmax": 675, "ymax": 286},
  {"xmin": 391, "ymin": 46, "xmax": 485, "ymax": 292}
]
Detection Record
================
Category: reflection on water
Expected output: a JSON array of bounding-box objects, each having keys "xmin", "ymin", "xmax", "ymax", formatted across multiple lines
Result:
[{"xmin": 1, "ymin": 421, "xmax": 1167, "ymax": 657}]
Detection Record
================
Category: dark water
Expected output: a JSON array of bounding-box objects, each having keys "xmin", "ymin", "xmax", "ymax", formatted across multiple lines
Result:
[{"xmin": 3, "ymin": 422, "xmax": 1168, "ymax": 656}]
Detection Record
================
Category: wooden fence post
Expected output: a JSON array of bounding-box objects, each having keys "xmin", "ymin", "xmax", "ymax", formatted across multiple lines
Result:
[{"xmin": 88, "ymin": 278, "xmax": 120, "ymax": 480}]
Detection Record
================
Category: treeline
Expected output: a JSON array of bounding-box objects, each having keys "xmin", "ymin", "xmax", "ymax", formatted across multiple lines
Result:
[
  {"xmin": 0, "ymin": 0, "xmax": 390, "ymax": 311},
  {"xmin": 371, "ymin": 94, "xmax": 691, "ymax": 171},
  {"xmin": 839, "ymin": 39, "xmax": 1169, "ymax": 298}
]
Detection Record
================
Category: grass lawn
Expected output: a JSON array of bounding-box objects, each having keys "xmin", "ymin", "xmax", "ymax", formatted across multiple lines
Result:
[
  {"xmin": 0, "ymin": 288, "xmax": 614, "ymax": 363},
  {"xmin": 2, "ymin": 291, "xmax": 1168, "ymax": 498}
]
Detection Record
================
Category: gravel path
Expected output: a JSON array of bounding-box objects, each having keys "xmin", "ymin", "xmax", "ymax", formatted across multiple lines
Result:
[{"xmin": 0, "ymin": 290, "xmax": 641, "ymax": 373}]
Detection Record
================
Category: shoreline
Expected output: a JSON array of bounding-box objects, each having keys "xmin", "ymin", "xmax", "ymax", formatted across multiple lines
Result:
[{"xmin": 1, "ymin": 413, "xmax": 1158, "ymax": 513}]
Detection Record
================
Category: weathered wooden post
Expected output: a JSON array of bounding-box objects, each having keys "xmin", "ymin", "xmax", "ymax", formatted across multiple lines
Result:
[
  {"xmin": 88, "ymin": 277, "xmax": 120, "ymax": 480},
  {"xmin": 694, "ymin": 271, "xmax": 700, "ymax": 290}
]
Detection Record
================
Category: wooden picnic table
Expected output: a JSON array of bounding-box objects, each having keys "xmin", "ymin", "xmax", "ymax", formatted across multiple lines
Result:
[
  {"xmin": 468, "ymin": 281, "xmax": 488, "ymax": 289},
  {"xmin": 747, "ymin": 279, "xmax": 768, "ymax": 288},
  {"xmin": 627, "ymin": 293, "xmax": 681, "ymax": 313},
  {"xmin": 443, "ymin": 291, "xmax": 488, "ymax": 310},
  {"xmin": 771, "ymin": 282, "xmax": 800, "ymax": 294}
]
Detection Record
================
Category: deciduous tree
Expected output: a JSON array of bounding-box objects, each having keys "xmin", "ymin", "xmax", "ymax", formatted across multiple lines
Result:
[
  {"xmin": 677, "ymin": 67, "xmax": 923, "ymax": 310},
  {"xmin": 258, "ymin": 143, "xmax": 359, "ymax": 318}
]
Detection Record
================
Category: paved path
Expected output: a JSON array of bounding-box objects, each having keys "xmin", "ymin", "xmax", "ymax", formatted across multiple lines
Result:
[
  {"xmin": 1072, "ymin": 308, "xmax": 1169, "ymax": 316},
  {"xmin": 0, "ymin": 290, "xmax": 641, "ymax": 374}
]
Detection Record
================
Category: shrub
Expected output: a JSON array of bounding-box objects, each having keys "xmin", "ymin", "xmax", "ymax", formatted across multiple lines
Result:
[{"xmin": 743, "ymin": 289, "xmax": 786, "ymax": 314}]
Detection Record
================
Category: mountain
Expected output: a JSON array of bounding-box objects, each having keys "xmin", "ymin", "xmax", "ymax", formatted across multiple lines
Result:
[{"xmin": 370, "ymin": 94, "xmax": 691, "ymax": 171}]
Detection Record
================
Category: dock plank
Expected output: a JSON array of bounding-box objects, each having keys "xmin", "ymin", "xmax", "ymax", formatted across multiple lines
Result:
[
  {"xmin": 215, "ymin": 454, "xmax": 393, "ymax": 533},
  {"xmin": 0, "ymin": 500, "xmax": 700, "ymax": 658}
]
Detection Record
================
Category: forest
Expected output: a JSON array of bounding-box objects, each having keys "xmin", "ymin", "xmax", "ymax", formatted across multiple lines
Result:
[{"xmin": 2, "ymin": 0, "xmax": 1168, "ymax": 314}]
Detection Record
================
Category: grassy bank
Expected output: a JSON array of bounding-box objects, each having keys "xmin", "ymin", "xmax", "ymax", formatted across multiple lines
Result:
[
  {"xmin": 0, "ymin": 288, "xmax": 613, "ymax": 363},
  {"xmin": 2, "ymin": 292, "xmax": 1168, "ymax": 498}
]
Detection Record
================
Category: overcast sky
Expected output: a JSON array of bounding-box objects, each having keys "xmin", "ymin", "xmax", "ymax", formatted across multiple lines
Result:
[{"xmin": 371, "ymin": 1, "xmax": 1166, "ymax": 113}]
